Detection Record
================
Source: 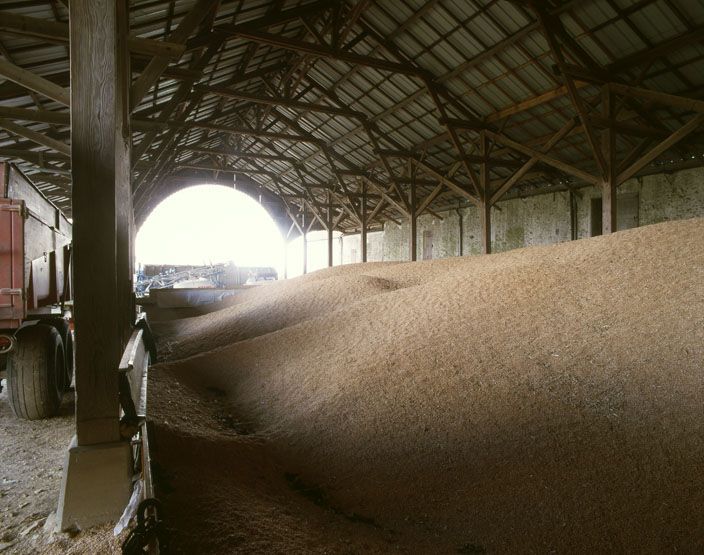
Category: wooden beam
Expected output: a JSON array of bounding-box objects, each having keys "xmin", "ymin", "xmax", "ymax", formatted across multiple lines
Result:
[
  {"xmin": 199, "ymin": 86, "xmax": 366, "ymax": 119},
  {"xmin": 228, "ymin": 28, "xmax": 426, "ymax": 77},
  {"xmin": 181, "ymin": 146, "xmax": 297, "ymax": 163},
  {"xmin": 0, "ymin": 58, "xmax": 70, "ymax": 106},
  {"xmin": 0, "ymin": 147, "xmax": 68, "ymax": 163},
  {"xmin": 130, "ymin": 0, "xmax": 218, "ymax": 109},
  {"xmin": 416, "ymin": 182, "xmax": 444, "ymax": 216},
  {"xmin": 0, "ymin": 105, "xmax": 69, "ymax": 125},
  {"xmin": 485, "ymin": 82, "xmax": 588, "ymax": 123},
  {"xmin": 176, "ymin": 163, "xmax": 274, "ymax": 176},
  {"xmin": 486, "ymin": 130, "xmax": 600, "ymax": 185},
  {"xmin": 0, "ymin": 10, "xmax": 186, "ymax": 58},
  {"xmin": 609, "ymin": 83, "xmax": 704, "ymax": 114},
  {"xmin": 185, "ymin": 0, "xmax": 332, "ymax": 50},
  {"xmin": 607, "ymin": 25, "xmax": 704, "ymax": 75},
  {"xmin": 617, "ymin": 113, "xmax": 704, "ymax": 184},
  {"xmin": 490, "ymin": 118, "xmax": 576, "ymax": 204},
  {"xmin": 536, "ymin": 8, "xmax": 606, "ymax": 177},
  {"xmin": 425, "ymin": 78, "xmax": 479, "ymax": 194},
  {"xmin": 0, "ymin": 118, "xmax": 70, "ymax": 155},
  {"xmin": 404, "ymin": 157, "xmax": 480, "ymax": 206}
]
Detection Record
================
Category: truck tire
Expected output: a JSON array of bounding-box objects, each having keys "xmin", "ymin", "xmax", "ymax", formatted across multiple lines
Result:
[
  {"xmin": 46, "ymin": 318, "xmax": 74, "ymax": 390},
  {"xmin": 63, "ymin": 329, "xmax": 74, "ymax": 388},
  {"xmin": 7, "ymin": 324, "xmax": 65, "ymax": 420}
]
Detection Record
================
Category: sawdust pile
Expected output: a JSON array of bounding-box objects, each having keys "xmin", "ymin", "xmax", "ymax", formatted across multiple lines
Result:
[{"xmin": 150, "ymin": 219, "xmax": 704, "ymax": 553}]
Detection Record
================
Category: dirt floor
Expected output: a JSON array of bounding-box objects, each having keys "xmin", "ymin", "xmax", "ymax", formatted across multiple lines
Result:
[
  {"xmin": 148, "ymin": 218, "xmax": 704, "ymax": 553},
  {"xmin": 0, "ymin": 386, "xmax": 124, "ymax": 554}
]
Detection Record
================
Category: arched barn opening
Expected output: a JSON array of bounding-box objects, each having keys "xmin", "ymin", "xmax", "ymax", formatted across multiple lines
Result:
[
  {"xmin": 137, "ymin": 183, "xmax": 285, "ymax": 278},
  {"xmin": 0, "ymin": 1, "xmax": 702, "ymax": 553}
]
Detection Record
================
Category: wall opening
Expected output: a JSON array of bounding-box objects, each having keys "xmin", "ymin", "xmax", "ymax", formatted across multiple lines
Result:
[{"xmin": 136, "ymin": 184, "xmax": 285, "ymax": 280}]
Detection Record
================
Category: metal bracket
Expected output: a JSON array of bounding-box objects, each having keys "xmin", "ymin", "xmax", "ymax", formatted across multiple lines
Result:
[{"xmin": 0, "ymin": 288, "xmax": 23, "ymax": 297}]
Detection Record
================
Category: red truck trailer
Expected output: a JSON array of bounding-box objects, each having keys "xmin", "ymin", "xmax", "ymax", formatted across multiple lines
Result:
[{"xmin": 0, "ymin": 162, "xmax": 73, "ymax": 419}]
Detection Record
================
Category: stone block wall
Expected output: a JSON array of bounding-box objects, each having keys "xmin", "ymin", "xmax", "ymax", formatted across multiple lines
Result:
[{"xmin": 341, "ymin": 167, "xmax": 704, "ymax": 262}]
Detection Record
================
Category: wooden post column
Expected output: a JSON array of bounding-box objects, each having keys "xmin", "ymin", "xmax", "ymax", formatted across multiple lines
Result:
[
  {"xmin": 456, "ymin": 208, "xmax": 464, "ymax": 255},
  {"xmin": 409, "ymin": 170, "xmax": 417, "ymax": 261},
  {"xmin": 302, "ymin": 213, "xmax": 308, "ymax": 275},
  {"xmin": 360, "ymin": 182, "xmax": 368, "ymax": 262},
  {"xmin": 327, "ymin": 192, "xmax": 333, "ymax": 268},
  {"xmin": 570, "ymin": 190, "xmax": 578, "ymax": 240},
  {"xmin": 71, "ymin": 0, "xmax": 131, "ymax": 447},
  {"xmin": 480, "ymin": 132, "xmax": 492, "ymax": 254},
  {"xmin": 57, "ymin": 0, "xmax": 135, "ymax": 532},
  {"xmin": 601, "ymin": 86, "xmax": 618, "ymax": 234}
]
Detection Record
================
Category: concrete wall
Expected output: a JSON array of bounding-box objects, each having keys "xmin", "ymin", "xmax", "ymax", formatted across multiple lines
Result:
[{"xmin": 341, "ymin": 167, "xmax": 704, "ymax": 262}]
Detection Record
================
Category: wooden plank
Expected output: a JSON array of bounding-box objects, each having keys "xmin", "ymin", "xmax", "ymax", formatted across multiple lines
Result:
[
  {"xmin": 0, "ymin": 118, "xmax": 70, "ymax": 155},
  {"xmin": 0, "ymin": 58, "xmax": 70, "ymax": 106}
]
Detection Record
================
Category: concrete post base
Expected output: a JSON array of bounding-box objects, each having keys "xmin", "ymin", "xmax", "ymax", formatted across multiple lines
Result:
[{"xmin": 56, "ymin": 435, "xmax": 134, "ymax": 532}]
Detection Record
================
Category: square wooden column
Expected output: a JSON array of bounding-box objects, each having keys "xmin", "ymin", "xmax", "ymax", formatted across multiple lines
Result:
[
  {"xmin": 57, "ymin": 0, "xmax": 135, "ymax": 531},
  {"xmin": 409, "ymin": 174, "xmax": 417, "ymax": 261},
  {"xmin": 360, "ymin": 182, "xmax": 368, "ymax": 262},
  {"xmin": 480, "ymin": 131, "xmax": 492, "ymax": 254},
  {"xmin": 71, "ymin": 0, "xmax": 132, "ymax": 446},
  {"xmin": 327, "ymin": 192, "xmax": 333, "ymax": 267},
  {"xmin": 601, "ymin": 86, "xmax": 618, "ymax": 234},
  {"xmin": 302, "ymin": 213, "xmax": 308, "ymax": 275}
]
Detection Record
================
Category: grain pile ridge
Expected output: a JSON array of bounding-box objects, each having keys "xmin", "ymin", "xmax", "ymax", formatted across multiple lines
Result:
[{"xmin": 149, "ymin": 218, "xmax": 704, "ymax": 553}]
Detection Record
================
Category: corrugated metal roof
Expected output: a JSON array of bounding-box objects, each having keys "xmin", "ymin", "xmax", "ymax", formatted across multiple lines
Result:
[{"xmin": 0, "ymin": 0, "xmax": 702, "ymax": 225}]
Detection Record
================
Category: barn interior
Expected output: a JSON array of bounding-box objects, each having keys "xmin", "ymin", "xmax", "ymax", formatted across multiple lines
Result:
[{"xmin": 0, "ymin": 0, "xmax": 703, "ymax": 553}]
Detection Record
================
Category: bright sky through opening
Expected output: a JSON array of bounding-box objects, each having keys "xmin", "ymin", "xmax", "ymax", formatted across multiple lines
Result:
[{"xmin": 136, "ymin": 185, "xmax": 286, "ymax": 274}]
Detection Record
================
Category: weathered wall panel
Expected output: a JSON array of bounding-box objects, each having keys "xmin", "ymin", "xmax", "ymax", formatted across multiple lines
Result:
[{"xmin": 341, "ymin": 168, "xmax": 704, "ymax": 263}]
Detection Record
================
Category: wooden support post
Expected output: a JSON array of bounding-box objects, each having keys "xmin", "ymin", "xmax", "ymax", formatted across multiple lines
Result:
[
  {"xmin": 409, "ymin": 168, "xmax": 417, "ymax": 261},
  {"xmin": 327, "ymin": 191, "xmax": 334, "ymax": 268},
  {"xmin": 480, "ymin": 132, "xmax": 492, "ymax": 254},
  {"xmin": 601, "ymin": 86, "xmax": 617, "ymax": 234},
  {"xmin": 361, "ymin": 182, "xmax": 368, "ymax": 262},
  {"xmin": 70, "ymin": 0, "xmax": 132, "ymax": 446},
  {"xmin": 480, "ymin": 202, "xmax": 491, "ymax": 255},
  {"xmin": 456, "ymin": 208, "xmax": 464, "ymax": 255},
  {"xmin": 57, "ymin": 0, "xmax": 134, "ymax": 532},
  {"xmin": 302, "ymin": 213, "xmax": 308, "ymax": 275},
  {"xmin": 570, "ymin": 190, "xmax": 578, "ymax": 240}
]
